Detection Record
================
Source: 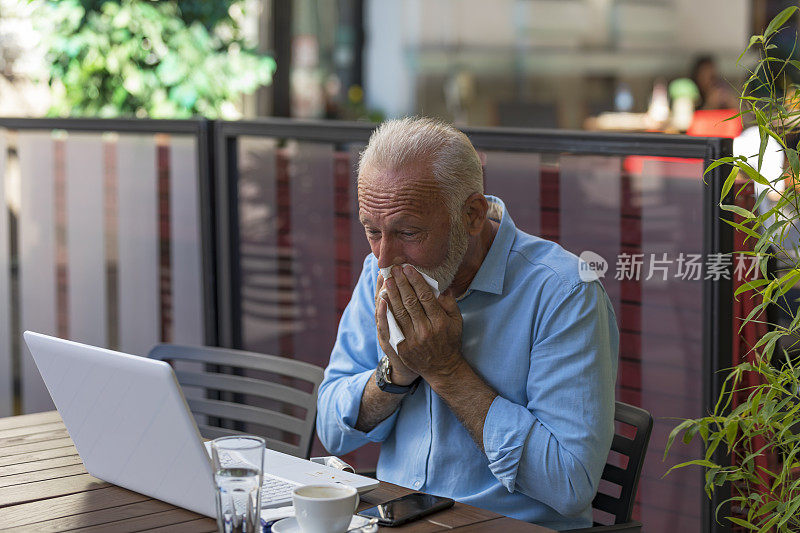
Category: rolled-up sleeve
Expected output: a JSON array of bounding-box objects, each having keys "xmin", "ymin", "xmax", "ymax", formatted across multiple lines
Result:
[
  {"xmin": 482, "ymin": 280, "xmax": 618, "ymax": 517},
  {"xmin": 316, "ymin": 255, "xmax": 400, "ymax": 455}
]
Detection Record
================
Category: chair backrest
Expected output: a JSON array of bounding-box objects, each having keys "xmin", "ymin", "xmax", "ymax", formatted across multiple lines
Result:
[
  {"xmin": 593, "ymin": 401, "xmax": 653, "ymax": 525},
  {"xmin": 148, "ymin": 344, "xmax": 324, "ymax": 459}
]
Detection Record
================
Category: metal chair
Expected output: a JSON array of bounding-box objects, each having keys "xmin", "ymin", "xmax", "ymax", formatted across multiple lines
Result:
[
  {"xmin": 565, "ymin": 401, "xmax": 653, "ymax": 533},
  {"xmin": 148, "ymin": 344, "xmax": 324, "ymax": 458}
]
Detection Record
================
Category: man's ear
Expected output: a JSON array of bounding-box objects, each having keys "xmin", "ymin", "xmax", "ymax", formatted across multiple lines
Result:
[{"xmin": 462, "ymin": 193, "xmax": 488, "ymax": 236}]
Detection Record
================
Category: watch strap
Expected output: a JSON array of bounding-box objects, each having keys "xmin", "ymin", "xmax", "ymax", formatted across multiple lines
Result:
[{"xmin": 378, "ymin": 377, "xmax": 417, "ymax": 394}]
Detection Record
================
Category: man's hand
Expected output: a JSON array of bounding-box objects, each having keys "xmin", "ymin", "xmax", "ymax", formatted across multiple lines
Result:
[
  {"xmin": 381, "ymin": 265, "xmax": 464, "ymax": 380},
  {"xmin": 375, "ymin": 273, "xmax": 418, "ymax": 386}
]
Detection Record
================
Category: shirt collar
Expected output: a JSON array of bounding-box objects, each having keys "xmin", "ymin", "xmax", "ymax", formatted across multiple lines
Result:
[{"xmin": 464, "ymin": 195, "xmax": 515, "ymax": 296}]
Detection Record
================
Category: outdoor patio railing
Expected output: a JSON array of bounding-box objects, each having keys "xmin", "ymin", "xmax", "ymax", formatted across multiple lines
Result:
[{"xmin": 0, "ymin": 117, "xmax": 733, "ymax": 533}]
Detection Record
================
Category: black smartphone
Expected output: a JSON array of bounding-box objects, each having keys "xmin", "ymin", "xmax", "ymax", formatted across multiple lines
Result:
[{"xmin": 356, "ymin": 492, "xmax": 455, "ymax": 526}]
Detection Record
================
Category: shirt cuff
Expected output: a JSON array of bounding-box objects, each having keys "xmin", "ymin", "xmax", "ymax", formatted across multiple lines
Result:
[
  {"xmin": 336, "ymin": 369, "xmax": 400, "ymax": 443},
  {"xmin": 483, "ymin": 395, "xmax": 536, "ymax": 493}
]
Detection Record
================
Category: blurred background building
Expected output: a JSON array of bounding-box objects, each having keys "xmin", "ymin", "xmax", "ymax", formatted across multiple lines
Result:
[{"xmin": 1, "ymin": 0, "xmax": 793, "ymax": 128}]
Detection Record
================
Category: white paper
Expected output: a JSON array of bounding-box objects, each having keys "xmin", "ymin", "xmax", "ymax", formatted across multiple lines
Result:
[
  {"xmin": 378, "ymin": 264, "xmax": 440, "ymax": 352},
  {"xmin": 261, "ymin": 505, "xmax": 295, "ymax": 521}
]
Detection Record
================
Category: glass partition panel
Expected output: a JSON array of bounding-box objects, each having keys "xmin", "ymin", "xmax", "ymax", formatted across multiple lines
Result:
[
  {"xmin": 116, "ymin": 134, "xmax": 159, "ymax": 356},
  {"xmin": 482, "ymin": 151, "xmax": 541, "ymax": 237},
  {"xmin": 240, "ymin": 138, "xmax": 372, "ymax": 367},
  {"xmin": 169, "ymin": 136, "xmax": 204, "ymax": 346},
  {"xmin": 1, "ymin": 127, "xmax": 207, "ymax": 415},
  {"xmin": 559, "ymin": 155, "xmax": 622, "ymax": 317},
  {"xmin": 238, "ymin": 136, "xmax": 283, "ymax": 354},
  {"xmin": 18, "ymin": 131, "xmax": 57, "ymax": 413},
  {"xmin": 65, "ymin": 134, "xmax": 107, "ymax": 348},
  {"xmin": 237, "ymin": 136, "xmax": 376, "ymax": 460},
  {"xmin": 636, "ymin": 157, "xmax": 705, "ymax": 530}
]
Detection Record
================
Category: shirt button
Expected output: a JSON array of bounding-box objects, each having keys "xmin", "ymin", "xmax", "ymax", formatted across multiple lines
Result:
[{"xmin": 413, "ymin": 480, "xmax": 421, "ymax": 488}]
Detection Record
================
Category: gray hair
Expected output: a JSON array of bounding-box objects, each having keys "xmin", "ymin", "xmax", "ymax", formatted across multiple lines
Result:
[{"xmin": 357, "ymin": 117, "xmax": 484, "ymax": 223}]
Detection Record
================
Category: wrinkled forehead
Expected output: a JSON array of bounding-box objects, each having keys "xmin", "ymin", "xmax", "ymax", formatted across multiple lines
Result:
[{"xmin": 357, "ymin": 165, "xmax": 445, "ymax": 222}]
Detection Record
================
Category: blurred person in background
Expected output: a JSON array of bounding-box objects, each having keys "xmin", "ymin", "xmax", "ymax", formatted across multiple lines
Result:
[{"xmin": 691, "ymin": 55, "xmax": 738, "ymax": 110}]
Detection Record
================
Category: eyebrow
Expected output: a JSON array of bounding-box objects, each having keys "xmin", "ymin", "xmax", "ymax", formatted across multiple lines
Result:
[{"xmin": 359, "ymin": 215, "xmax": 425, "ymax": 228}]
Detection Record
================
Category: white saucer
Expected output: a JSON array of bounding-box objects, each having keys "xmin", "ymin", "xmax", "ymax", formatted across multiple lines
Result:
[{"xmin": 270, "ymin": 515, "xmax": 377, "ymax": 533}]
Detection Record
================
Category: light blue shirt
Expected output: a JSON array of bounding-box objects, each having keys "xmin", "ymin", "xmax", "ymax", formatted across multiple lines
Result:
[{"xmin": 316, "ymin": 196, "xmax": 618, "ymax": 530}]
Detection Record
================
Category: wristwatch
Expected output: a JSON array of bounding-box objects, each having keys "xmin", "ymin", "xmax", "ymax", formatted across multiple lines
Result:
[{"xmin": 376, "ymin": 356, "xmax": 420, "ymax": 394}]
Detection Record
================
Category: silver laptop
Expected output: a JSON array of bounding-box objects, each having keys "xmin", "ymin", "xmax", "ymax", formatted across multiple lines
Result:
[{"xmin": 23, "ymin": 331, "xmax": 378, "ymax": 518}]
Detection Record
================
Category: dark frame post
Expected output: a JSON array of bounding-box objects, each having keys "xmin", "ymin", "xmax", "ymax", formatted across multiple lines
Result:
[
  {"xmin": 214, "ymin": 123, "xmax": 243, "ymax": 349},
  {"xmin": 270, "ymin": 0, "xmax": 292, "ymax": 118},
  {"xmin": 702, "ymin": 138, "xmax": 734, "ymax": 533},
  {"xmin": 197, "ymin": 119, "xmax": 218, "ymax": 347}
]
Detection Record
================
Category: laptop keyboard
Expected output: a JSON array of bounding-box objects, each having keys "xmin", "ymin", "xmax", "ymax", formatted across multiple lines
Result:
[
  {"xmin": 261, "ymin": 476, "xmax": 296, "ymax": 507},
  {"xmin": 215, "ymin": 449, "xmax": 297, "ymax": 507}
]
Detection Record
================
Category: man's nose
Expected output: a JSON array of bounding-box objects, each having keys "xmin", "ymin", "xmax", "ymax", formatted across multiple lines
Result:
[{"xmin": 376, "ymin": 236, "xmax": 405, "ymax": 269}]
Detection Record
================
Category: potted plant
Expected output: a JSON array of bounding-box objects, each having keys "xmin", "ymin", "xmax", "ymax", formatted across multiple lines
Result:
[{"xmin": 665, "ymin": 7, "xmax": 800, "ymax": 532}]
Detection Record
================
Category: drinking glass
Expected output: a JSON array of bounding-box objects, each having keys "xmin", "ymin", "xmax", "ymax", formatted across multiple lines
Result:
[{"xmin": 211, "ymin": 436, "xmax": 265, "ymax": 533}]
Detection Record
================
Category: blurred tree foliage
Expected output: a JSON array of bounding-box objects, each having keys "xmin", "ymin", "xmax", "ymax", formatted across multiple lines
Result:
[{"xmin": 37, "ymin": 0, "xmax": 275, "ymax": 118}]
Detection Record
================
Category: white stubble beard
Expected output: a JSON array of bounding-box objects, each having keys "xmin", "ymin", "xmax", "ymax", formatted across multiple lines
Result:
[{"xmin": 417, "ymin": 218, "xmax": 470, "ymax": 292}]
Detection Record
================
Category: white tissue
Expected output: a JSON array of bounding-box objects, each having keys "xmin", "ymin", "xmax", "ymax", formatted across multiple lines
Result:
[{"xmin": 378, "ymin": 264, "xmax": 440, "ymax": 352}]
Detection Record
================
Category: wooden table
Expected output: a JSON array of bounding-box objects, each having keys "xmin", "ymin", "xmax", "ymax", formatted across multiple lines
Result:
[{"xmin": 0, "ymin": 412, "xmax": 554, "ymax": 532}]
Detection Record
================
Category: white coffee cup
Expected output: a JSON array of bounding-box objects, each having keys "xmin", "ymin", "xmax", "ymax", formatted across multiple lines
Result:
[{"xmin": 292, "ymin": 484, "xmax": 359, "ymax": 533}]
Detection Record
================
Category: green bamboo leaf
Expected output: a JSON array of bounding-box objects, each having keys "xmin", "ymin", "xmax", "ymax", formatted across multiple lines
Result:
[
  {"xmin": 776, "ymin": 498, "xmax": 800, "ymax": 530},
  {"xmin": 751, "ymin": 389, "xmax": 763, "ymax": 418},
  {"xmin": 740, "ymin": 300, "xmax": 768, "ymax": 332},
  {"xmin": 761, "ymin": 124, "xmax": 788, "ymax": 149},
  {"xmin": 664, "ymin": 419, "xmax": 694, "ymax": 459},
  {"xmin": 754, "ymin": 219, "xmax": 788, "ymax": 253},
  {"xmin": 664, "ymin": 459, "xmax": 719, "ymax": 476},
  {"xmin": 752, "ymin": 186, "xmax": 772, "ymax": 213},
  {"xmin": 789, "ymin": 149, "xmax": 800, "ymax": 178},
  {"xmin": 704, "ymin": 156, "xmax": 739, "ymax": 177},
  {"xmin": 756, "ymin": 465, "xmax": 779, "ymax": 480},
  {"xmin": 735, "ymin": 160, "xmax": 772, "ymax": 186},
  {"xmin": 683, "ymin": 424, "xmax": 698, "ymax": 445},
  {"xmin": 762, "ymin": 336, "xmax": 780, "ymax": 361},
  {"xmin": 789, "ymin": 308, "xmax": 800, "ymax": 331},
  {"xmin": 723, "ymin": 218, "xmax": 761, "ymax": 242},
  {"xmin": 758, "ymin": 512, "xmax": 782, "ymax": 533},
  {"xmin": 728, "ymin": 516, "xmax": 758, "ymax": 529},
  {"xmin": 755, "ymin": 499, "xmax": 779, "ymax": 517},
  {"xmin": 734, "ymin": 278, "xmax": 770, "ymax": 297},
  {"xmin": 751, "ymin": 329, "xmax": 777, "ymax": 351},
  {"xmin": 720, "ymin": 204, "xmax": 756, "ymax": 219},
  {"xmin": 705, "ymin": 432, "xmax": 723, "ymax": 460},
  {"xmin": 739, "ymin": 35, "xmax": 763, "ymax": 63},
  {"xmin": 720, "ymin": 166, "xmax": 740, "ymax": 202},
  {"xmin": 725, "ymin": 420, "xmax": 738, "ymax": 450},
  {"xmin": 698, "ymin": 423, "xmax": 708, "ymax": 442},
  {"xmin": 774, "ymin": 270, "xmax": 800, "ymax": 298},
  {"xmin": 765, "ymin": 6, "xmax": 798, "ymax": 37}
]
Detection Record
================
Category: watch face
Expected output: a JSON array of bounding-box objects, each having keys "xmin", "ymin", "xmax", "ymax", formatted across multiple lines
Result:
[{"xmin": 379, "ymin": 356, "xmax": 391, "ymax": 383}]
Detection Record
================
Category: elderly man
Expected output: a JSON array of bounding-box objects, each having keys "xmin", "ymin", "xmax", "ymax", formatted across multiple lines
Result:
[{"xmin": 316, "ymin": 117, "xmax": 618, "ymax": 530}]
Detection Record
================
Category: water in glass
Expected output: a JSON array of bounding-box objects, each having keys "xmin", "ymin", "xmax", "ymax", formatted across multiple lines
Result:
[
  {"xmin": 215, "ymin": 467, "xmax": 260, "ymax": 533},
  {"xmin": 211, "ymin": 436, "xmax": 265, "ymax": 533}
]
